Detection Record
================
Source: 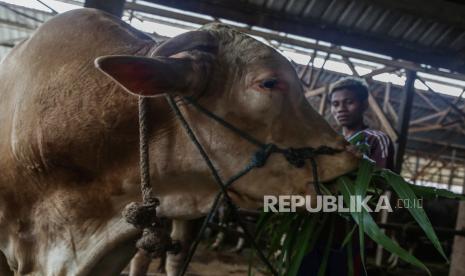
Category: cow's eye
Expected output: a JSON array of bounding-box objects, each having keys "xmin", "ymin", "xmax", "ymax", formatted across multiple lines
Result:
[{"xmin": 260, "ymin": 78, "xmax": 278, "ymax": 90}]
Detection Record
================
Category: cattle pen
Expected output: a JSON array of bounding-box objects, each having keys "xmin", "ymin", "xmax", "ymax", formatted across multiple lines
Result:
[{"xmin": 0, "ymin": 1, "xmax": 465, "ymax": 276}]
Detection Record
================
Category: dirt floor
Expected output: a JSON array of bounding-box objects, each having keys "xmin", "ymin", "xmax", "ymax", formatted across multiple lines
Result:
[
  {"xmin": 122, "ymin": 245, "xmax": 265, "ymax": 276},
  {"xmin": 121, "ymin": 246, "xmax": 450, "ymax": 276}
]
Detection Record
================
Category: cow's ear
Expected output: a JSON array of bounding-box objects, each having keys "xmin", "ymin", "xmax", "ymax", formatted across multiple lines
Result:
[{"xmin": 95, "ymin": 55, "xmax": 202, "ymax": 97}]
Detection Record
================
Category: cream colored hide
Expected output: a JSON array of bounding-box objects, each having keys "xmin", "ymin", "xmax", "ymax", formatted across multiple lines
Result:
[{"xmin": 0, "ymin": 8, "xmax": 358, "ymax": 276}]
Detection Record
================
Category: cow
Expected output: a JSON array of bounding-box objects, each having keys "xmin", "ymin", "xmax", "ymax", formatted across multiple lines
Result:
[{"xmin": 0, "ymin": 8, "xmax": 359, "ymax": 276}]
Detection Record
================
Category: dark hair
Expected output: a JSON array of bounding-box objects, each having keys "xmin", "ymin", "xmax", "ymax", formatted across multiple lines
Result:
[{"xmin": 329, "ymin": 77, "xmax": 369, "ymax": 102}]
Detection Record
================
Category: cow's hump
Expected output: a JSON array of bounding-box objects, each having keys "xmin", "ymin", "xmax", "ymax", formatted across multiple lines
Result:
[{"xmin": 0, "ymin": 9, "xmax": 156, "ymax": 175}]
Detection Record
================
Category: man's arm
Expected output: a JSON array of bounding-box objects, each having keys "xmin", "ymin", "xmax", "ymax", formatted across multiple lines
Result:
[{"xmin": 365, "ymin": 130, "xmax": 395, "ymax": 170}]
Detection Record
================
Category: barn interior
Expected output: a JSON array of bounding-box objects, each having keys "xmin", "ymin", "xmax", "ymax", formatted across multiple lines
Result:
[{"xmin": 0, "ymin": 0, "xmax": 464, "ymax": 275}]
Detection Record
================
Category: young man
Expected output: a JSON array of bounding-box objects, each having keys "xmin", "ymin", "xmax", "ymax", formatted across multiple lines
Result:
[
  {"xmin": 329, "ymin": 77, "xmax": 394, "ymax": 170},
  {"xmin": 298, "ymin": 77, "xmax": 395, "ymax": 276}
]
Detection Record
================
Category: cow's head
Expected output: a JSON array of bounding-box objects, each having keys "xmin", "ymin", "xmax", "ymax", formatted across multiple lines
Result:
[{"xmin": 96, "ymin": 24, "xmax": 359, "ymax": 209}]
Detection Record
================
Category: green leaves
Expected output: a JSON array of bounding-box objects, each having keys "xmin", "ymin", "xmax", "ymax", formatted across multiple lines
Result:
[
  {"xmin": 249, "ymin": 157, "xmax": 464, "ymax": 276},
  {"xmin": 408, "ymin": 183, "xmax": 465, "ymax": 200},
  {"xmin": 287, "ymin": 215, "xmax": 317, "ymax": 276},
  {"xmin": 353, "ymin": 159, "xmax": 375, "ymax": 273},
  {"xmin": 348, "ymin": 131, "xmax": 370, "ymax": 155},
  {"xmin": 381, "ymin": 170, "xmax": 449, "ymax": 262},
  {"xmin": 338, "ymin": 176, "xmax": 431, "ymax": 275}
]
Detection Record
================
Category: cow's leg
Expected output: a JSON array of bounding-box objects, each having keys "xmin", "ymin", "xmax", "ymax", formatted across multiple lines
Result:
[
  {"xmin": 166, "ymin": 219, "xmax": 195, "ymax": 276},
  {"xmin": 0, "ymin": 251, "xmax": 13, "ymax": 276},
  {"xmin": 157, "ymin": 252, "xmax": 167, "ymax": 273},
  {"xmin": 128, "ymin": 250, "xmax": 151, "ymax": 276},
  {"xmin": 230, "ymin": 225, "xmax": 245, "ymax": 253},
  {"xmin": 211, "ymin": 205, "xmax": 225, "ymax": 250}
]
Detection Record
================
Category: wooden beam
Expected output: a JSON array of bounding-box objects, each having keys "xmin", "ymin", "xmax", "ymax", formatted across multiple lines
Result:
[
  {"xmin": 305, "ymin": 83, "xmax": 328, "ymax": 98},
  {"xmin": 437, "ymin": 88, "xmax": 465, "ymax": 125},
  {"xmin": 309, "ymin": 52, "xmax": 330, "ymax": 89},
  {"xmin": 36, "ymin": 0, "xmax": 58, "ymax": 14},
  {"xmin": 304, "ymin": 66, "xmax": 397, "ymax": 98},
  {"xmin": 383, "ymin": 82, "xmax": 391, "ymax": 113},
  {"xmin": 401, "ymin": 157, "xmax": 416, "ymax": 176},
  {"xmin": 410, "ymin": 136, "xmax": 465, "ymax": 151},
  {"xmin": 300, "ymin": 49, "xmax": 316, "ymax": 86},
  {"xmin": 0, "ymin": 2, "xmax": 43, "ymax": 23},
  {"xmin": 305, "ymin": 85, "xmax": 327, "ymax": 98},
  {"xmin": 412, "ymin": 146, "xmax": 449, "ymax": 179},
  {"xmin": 394, "ymin": 70, "xmax": 416, "ymax": 173},
  {"xmin": 362, "ymin": 67, "xmax": 398, "ymax": 79},
  {"xmin": 410, "ymin": 111, "xmax": 447, "ymax": 126},
  {"xmin": 415, "ymin": 90, "xmax": 441, "ymax": 113},
  {"xmin": 417, "ymin": 76, "xmax": 465, "ymax": 121},
  {"xmin": 448, "ymin": 149, "xmax": 457, "ymax": 190},
  {"xmin": 0, "ymin": 18, "xmax": 36, "ymax": 31},
  {"xmin": 0, "ymin": 37, "xmax": 27, "ymax": 48},
  {"xmin": 378, "ymin": 82, "xmax": 398, "ymax": 123},
  {"xmin": 409, "ymin": 124, "xmax": 446, "ymax": 134},
  {"xmin": 386, "ymin": 102, "xmax": 398, "ymax": 124},
  {"xmin": 368, "ymin": 93, "xmax": 398, "ymax": 142},
  {"xmin": 318, "ymin": 88, "xmax": 328, "ymax": 115},
  {"xmin": 342, "ymin": 56, "xmax": 358, "ymax": 76},
  {"xmin": 413, "ymin": 153, "xmax": 420, "ymax": 183}
]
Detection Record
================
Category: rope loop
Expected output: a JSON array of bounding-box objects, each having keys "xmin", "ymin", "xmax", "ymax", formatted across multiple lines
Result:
[
  {"xmin": 283, "ymin": 147, "xmax": 310, "ymax": 168},
  {"xmin": 284, "ymin": 146, "xmax": 343, "ymax": 168},
  {"xmin": 250, "ymin": 144, "xmax": 278, "ymax": 168}
]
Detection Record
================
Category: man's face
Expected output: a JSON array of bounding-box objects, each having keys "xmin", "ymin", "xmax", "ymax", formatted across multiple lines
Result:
[{"xmin": 330, "ymin": 89, "xmax": 366, "ymax": 128}]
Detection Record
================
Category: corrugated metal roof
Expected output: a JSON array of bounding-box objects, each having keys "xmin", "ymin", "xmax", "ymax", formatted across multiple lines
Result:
[
  {"xmin": 144, "ymin": 0, "xmax": 465, "ymax": 74},
  {"xmin": 0, "ymin": 3, "xmax": 53, "ymax": 59}
]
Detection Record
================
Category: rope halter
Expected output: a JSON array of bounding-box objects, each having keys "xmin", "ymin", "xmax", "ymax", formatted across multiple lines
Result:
[{"xmin": 122, "ymin": 94, "xmax": 343, "ymax": 274}]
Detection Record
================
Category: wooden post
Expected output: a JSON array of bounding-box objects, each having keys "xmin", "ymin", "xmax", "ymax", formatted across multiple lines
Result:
[
  {"xmin": 318, "ymin": 87, "xmax": 328, "ymax": 115},
  {"xmin": 375, "ymin": 190, "xmax": 392, "ymax": 266},
  {"xmin": 383, "ymin": 82, "xmax": 391, "ymax": 113},
  {"xmin": 448, "ymin": 149, "xmax": 457, "ymax": 190},
  {"xmin": 450, "ymin": 183, "xmax": 465, "ymax": 276},
  {"xmin": 309, "ymin": 52, "xmax": 330, "ymax": 89},
  {"xmin": 414, "ymin": 153, "xmax": 420, "ymax": 184},
  {"xmin": 84, "ymin": 0, "xmax": 126, "ymax": 18},
  {"xmin": 394, "ymin": 70, "xmax": 416, "ymax": 174}
]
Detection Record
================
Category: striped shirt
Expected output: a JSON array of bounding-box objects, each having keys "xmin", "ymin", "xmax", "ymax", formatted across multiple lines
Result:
[{"xmin": 347, "ymin": 128, "xmax": 395, "ymax": 170}]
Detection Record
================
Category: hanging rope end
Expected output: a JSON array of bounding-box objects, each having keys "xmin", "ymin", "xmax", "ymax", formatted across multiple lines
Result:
[{"xmin": 122, "ymin": 199, "xmax": 160, "ymax": 229}]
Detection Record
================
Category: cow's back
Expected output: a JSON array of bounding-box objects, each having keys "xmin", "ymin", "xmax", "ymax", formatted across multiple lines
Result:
[{"xmin": 0, "ymin": 9, "xmax": 156, "ymax": 179}]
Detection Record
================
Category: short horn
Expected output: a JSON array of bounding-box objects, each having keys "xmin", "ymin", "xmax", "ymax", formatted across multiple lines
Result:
[{"xmin": 153, "ymin": 31, "xmax": 218, "ymax": 57}]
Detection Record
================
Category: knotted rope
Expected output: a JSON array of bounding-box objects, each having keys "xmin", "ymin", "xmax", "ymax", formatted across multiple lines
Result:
[{"xmin": 122, "ymin": 97, "xmax": 180, "ymax": 258}]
